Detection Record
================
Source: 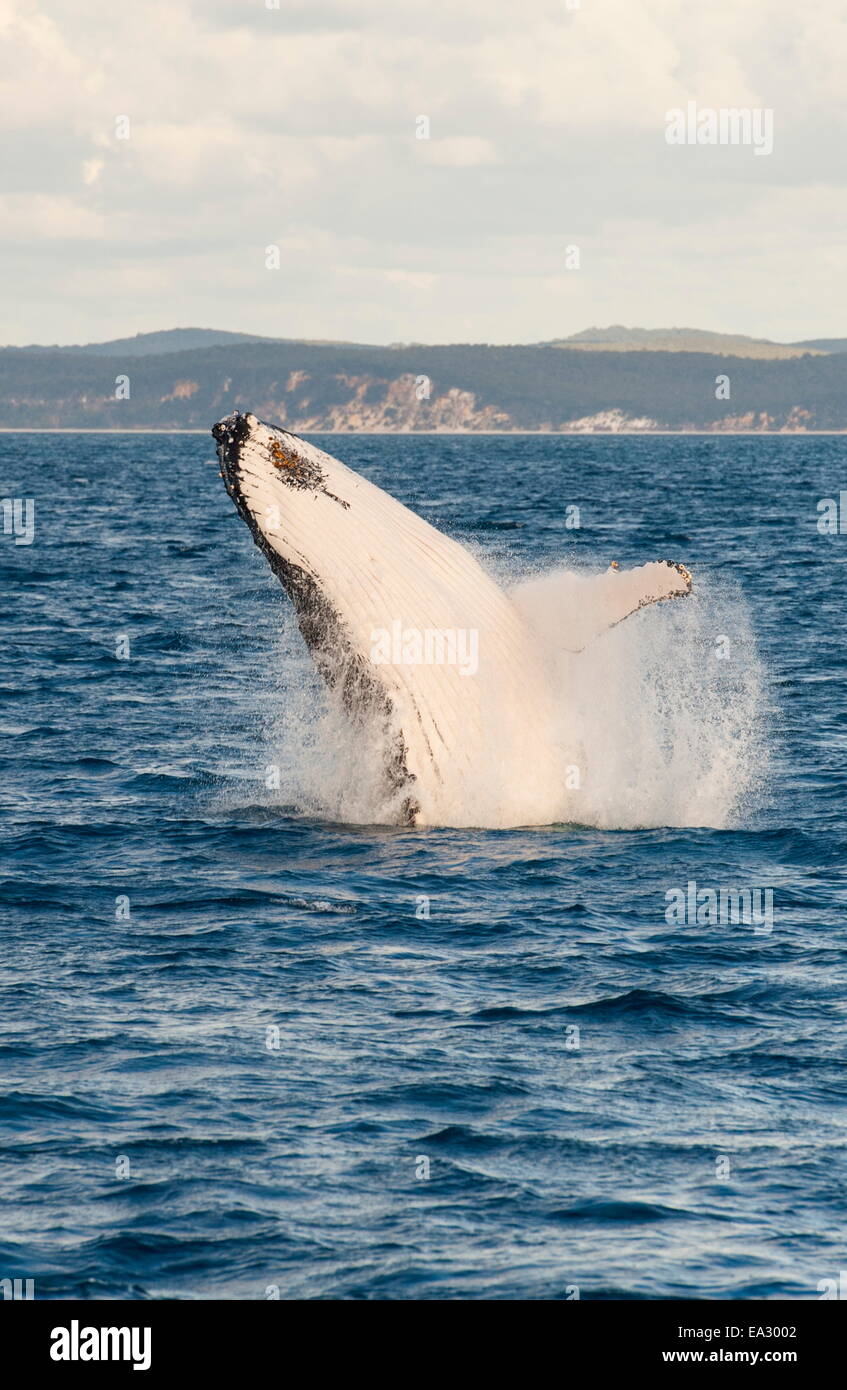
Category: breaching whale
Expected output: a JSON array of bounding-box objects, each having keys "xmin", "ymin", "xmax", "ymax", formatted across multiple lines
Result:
[{"xmin": 213, "ymin": 411, "xmax": 692, "ymax": 827}]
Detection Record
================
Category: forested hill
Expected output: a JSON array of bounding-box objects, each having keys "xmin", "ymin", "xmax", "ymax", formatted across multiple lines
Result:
[{"xmin": 2, "ymin": 332, "xmax": 846, "ymax": 431}]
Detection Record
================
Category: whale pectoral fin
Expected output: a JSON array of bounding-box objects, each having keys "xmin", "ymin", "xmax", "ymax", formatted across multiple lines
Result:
[
  {"xmin": 511, "ymin": 560, "xmax": 693, "ymax": 652},
  {"xmin": 577, "ymin": 560, "xmax": 693, "ymax": 645}
]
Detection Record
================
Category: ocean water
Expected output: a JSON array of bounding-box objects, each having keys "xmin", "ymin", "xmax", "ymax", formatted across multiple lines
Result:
[{"xmin": 1, "ymin": 430, "xmax": 845, "ymax": 1300}]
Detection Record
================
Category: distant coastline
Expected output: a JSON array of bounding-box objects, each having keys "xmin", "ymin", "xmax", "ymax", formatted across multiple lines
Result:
[
  {"xmin": 3, "ymin": 326, "xmax": 846, "ymax": 432},
  {"xmin": 3, "ymin": 428, "xmax": 846, "ymax": 437}
]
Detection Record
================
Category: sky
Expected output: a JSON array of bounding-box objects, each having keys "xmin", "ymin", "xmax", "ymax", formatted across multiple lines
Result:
[{"xmin": 1, "ymin": 0, "xmax": 846, "ymax": 346}]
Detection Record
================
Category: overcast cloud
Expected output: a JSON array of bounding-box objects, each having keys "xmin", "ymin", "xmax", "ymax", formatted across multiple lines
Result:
[{"xmin": 1, "ymin": 0, "xmax": 845, "ymax": 344}]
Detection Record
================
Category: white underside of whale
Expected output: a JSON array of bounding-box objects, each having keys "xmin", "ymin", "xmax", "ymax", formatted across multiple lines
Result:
[{"xmin": 214, "ymin": 412, "xmax": 693, "ymax": 828}]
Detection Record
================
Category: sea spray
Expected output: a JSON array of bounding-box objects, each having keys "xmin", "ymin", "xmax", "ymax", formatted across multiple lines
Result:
[
  {"xmin": 252, "ymin": 561, "xmax": 766, "ymax": 830},
  {"xmin": 515, "ymin": 566, "xmax": 766, "ymax": 829}
]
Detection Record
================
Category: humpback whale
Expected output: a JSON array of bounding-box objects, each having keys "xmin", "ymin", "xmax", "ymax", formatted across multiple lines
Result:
[{"xmin": 213, "ymin": 411, "xmax": 692, "ymax": 827}]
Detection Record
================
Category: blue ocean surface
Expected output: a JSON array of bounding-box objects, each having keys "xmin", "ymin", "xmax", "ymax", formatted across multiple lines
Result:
[{"xmin": 1, "ymin": 430, "xmax": 845, "ymax": 1300}]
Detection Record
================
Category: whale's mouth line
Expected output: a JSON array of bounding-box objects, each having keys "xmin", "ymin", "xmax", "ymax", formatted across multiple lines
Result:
[{"xmin": 213, "ymin": 411, "xmax": 260, "ymax": 537}]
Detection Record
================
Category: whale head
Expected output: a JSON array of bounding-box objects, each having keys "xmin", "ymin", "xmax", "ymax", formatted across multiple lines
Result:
[{"xmin": 213, "ymin": 410, "xmax": 351, "ymax": 550}]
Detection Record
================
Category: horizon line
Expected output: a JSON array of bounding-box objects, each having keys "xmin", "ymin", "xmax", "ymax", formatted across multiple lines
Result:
[{"xmin": 1, "ymin": 324, "xmax": 840, "ymax": 353}]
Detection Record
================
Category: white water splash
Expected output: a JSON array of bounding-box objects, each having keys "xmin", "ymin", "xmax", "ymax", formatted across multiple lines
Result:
[
  {"xmin": 513, "ymin": 566, "xmax": 766, "ymax": 829},
  {"xmin": 260, "ymin": 561, "xmax": 766, "ymax": 831}
]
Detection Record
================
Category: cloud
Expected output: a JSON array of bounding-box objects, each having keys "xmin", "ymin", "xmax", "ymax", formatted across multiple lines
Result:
[
  {"xmin": 419, "ymin": 137, "xmax": 498, "ymax": 167},
  {"xmin": 1, "ymin": 0, "xmax": 846, "ymax": 344},
  {"xmin": 82, "ymin": 158, "xmax": 104, "ymax": 186},
  {"xmin": 0, "ymin": 192, "xmax": 105, "ymax": 240}
]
